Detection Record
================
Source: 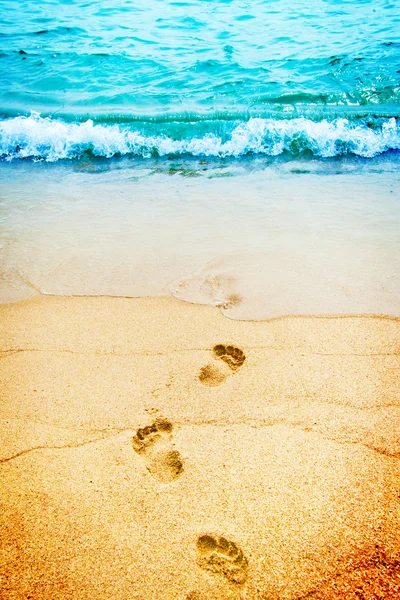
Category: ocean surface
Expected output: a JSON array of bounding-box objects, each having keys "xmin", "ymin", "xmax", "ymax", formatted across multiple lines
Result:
[
  {"xmin": 0, "ymin": 0, "xmax": 400, "ymax": 160},
  {"xmin": 0, "ymin": 0, "xmax": 399, "ymax": 317}
]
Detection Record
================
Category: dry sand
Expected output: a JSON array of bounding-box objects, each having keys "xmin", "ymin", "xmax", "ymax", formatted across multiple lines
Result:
[{"xmin": 0, "ymin": 295, "xmax": 399, "ymax": 599}]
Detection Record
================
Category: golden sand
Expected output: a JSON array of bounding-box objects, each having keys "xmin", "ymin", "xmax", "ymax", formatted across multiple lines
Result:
[{"xmin": 0, "ymin": 295, "xmax": 399, "ymax": 599}]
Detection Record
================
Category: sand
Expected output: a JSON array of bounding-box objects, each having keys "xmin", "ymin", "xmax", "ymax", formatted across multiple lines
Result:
[{"xmin": 0, "ymin": 295, "xmax": 399, "ymax": 599}]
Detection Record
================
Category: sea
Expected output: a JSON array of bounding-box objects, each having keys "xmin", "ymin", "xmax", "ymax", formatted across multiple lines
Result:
[{"xmin": 0, "ymin": 0, "xmax": 399, "ymax": 318}]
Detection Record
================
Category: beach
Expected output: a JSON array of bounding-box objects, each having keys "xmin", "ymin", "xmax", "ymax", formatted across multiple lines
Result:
[
  {"xmin": 1, "ymin": 295, "xmax": 399, "ymax": 599},
  {"xmin": 1, "ymin": 0, "xmax": 400, "ymax": 596}
]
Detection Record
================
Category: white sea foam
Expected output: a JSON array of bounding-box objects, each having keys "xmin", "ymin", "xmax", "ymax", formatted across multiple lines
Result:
[{"xmin": 1, "ymin": 113, "xmax": 399, "ymax": 161}]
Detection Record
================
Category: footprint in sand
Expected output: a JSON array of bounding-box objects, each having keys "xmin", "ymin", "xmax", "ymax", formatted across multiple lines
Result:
[
  {"xmin": 196, "ymin": 534, "xmax": 248, "ymax": 584},
  {"xmin": 132, "ymin": 417, "xmax": 183, "ymax": 483},
  {"xmin": 199, "ymin": 344, "xmax": 246, "ymax": 387}
]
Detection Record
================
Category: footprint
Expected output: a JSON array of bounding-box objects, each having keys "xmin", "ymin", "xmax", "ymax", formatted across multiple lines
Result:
[
  {"xmin": 132, "ymin": 417, "xmax": 183, "ymax": 483},
  {"xmin": 213, "ymin": 345, "xmax": 246, "ymax": 371},
  {"xmin": 198, "ymin": 364, "xmax": 227, "ymax": 387},
  {"xmin": 186, "ymin": 592, "xmax": 202, "ymax": 600},
  {"xmin": 196, "ymin": 534, "xmax": 248, "ymax": 584},
  {"xmin": 199, "ymin": 344, "xmax": 246, "ymax": 386}
]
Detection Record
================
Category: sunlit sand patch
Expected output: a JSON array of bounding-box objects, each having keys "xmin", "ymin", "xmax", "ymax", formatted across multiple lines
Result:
[{"xmin": 308, "ymin": 546, "xmax": 400, "ymax": 599}]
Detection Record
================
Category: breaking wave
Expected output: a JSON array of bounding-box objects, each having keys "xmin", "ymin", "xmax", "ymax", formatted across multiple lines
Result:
[{"xmin": 1, "ymin": 113, "xmax": 399, "ymax": 161}]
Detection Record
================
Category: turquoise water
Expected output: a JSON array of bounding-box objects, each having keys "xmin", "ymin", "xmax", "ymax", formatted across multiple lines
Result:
[{"xmin": 0, "ymin": 0, "xmax": 400, "ymax": 160}]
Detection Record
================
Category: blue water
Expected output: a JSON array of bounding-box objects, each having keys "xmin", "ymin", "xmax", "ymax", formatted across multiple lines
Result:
[{"xmin": 0, "ymin": 0, "xmax": 400, "ymax": 160}]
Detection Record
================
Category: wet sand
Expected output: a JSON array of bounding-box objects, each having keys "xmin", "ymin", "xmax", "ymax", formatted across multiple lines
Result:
[{"xmin": 1, "ymin": 295, "xmax": 399, "ymax": 599}]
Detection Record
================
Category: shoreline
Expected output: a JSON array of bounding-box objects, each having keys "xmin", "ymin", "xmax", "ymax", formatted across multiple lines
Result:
[
  {"xmin": 1, "ymin": 164, "xmax": 400, "ymax": 317},
  {"xmin": 2, "ymin": 291, "xmax": 400, "ymax": 322},
  {"xmin": 1, "ymin": 294, "xmax": 399, "ymax": 599}
]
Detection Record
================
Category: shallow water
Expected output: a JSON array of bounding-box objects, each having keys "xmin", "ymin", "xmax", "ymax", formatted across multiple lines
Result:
[{"xmin": 1, "ymin": 157, "xmax": 399, "ymax": 318}]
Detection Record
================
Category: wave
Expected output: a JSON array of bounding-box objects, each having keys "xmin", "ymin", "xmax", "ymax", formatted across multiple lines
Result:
[{"xmin": 1, "ymin": 113, "xmax": 399, "ymax": 161}]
